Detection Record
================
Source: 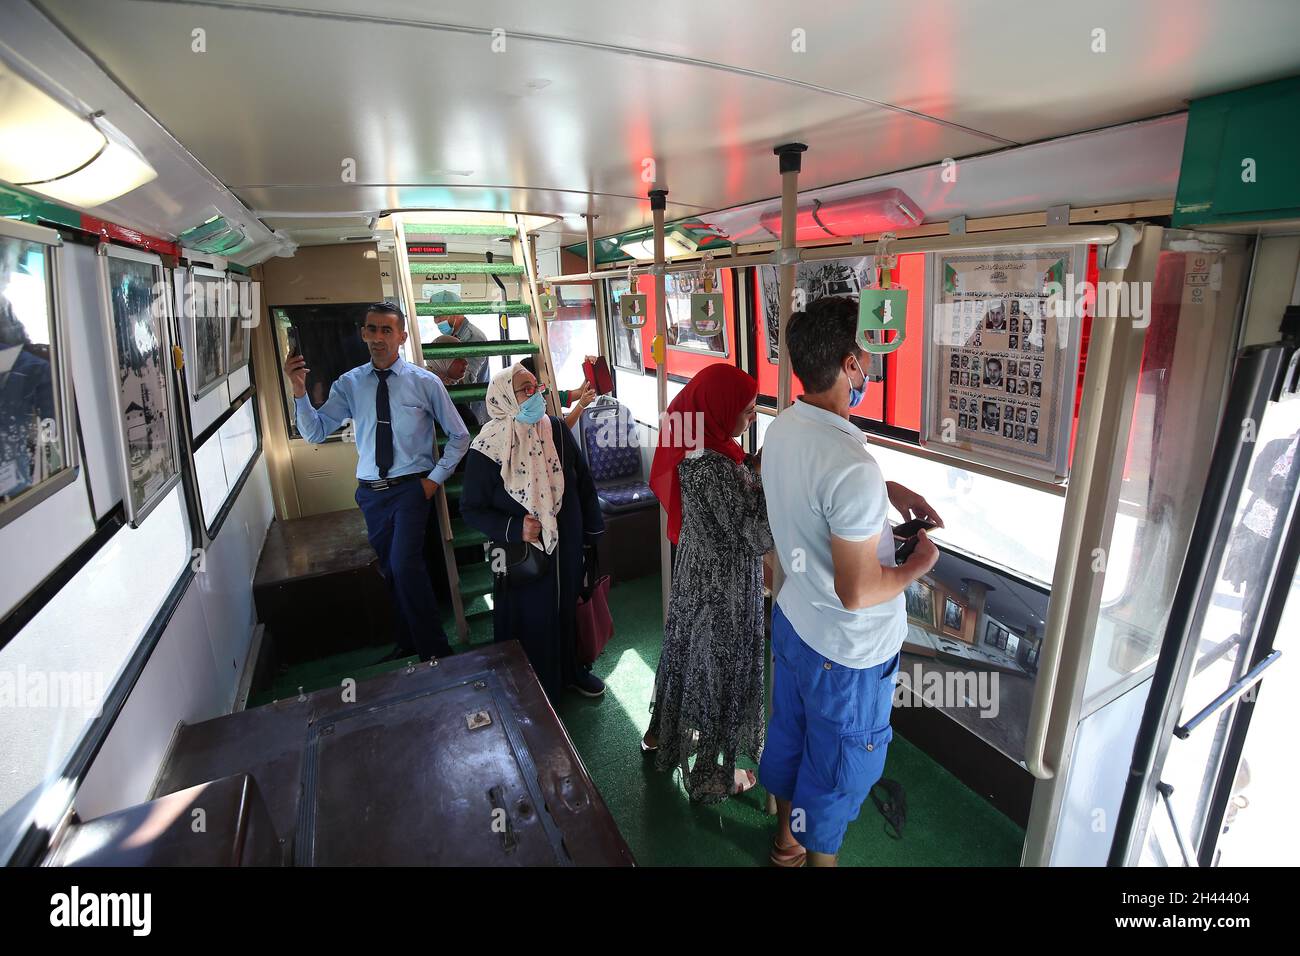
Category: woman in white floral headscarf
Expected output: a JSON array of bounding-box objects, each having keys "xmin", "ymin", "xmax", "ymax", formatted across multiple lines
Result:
[{"xmin": 461, "ymin": 363, "xmax": 606, "ymax": 699}]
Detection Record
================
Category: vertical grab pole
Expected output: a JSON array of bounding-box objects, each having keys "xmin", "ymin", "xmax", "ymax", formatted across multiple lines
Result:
[
  {"xmin": 766, "ymin": 143, "xmax": 805, "ymax": 815},
  {"xmin": 513, "ymin": 215, "xmax": 561, "ymax": 418},
  {"xmin": 769, "ymin": 146, "xmax": 805, "ymax": 607},
  {"xmin": 774, "ymin": 143, "xmax": 806, "ymax": 414},
  {"xmin": 650, "ymin": 189, "xmax": 671, "ymax": 626},
  {"xmin": 585, "ymin": 214, "xmax": 611, "ymax": 366}
]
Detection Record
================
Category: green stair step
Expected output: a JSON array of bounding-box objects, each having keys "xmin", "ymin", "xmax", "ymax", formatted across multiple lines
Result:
[
  {"xmin": 461, "ymin": 593, "xmax": 494, "ymax": 620},
  {"xmin": 450, "ymin": 517, "xmax": 487, "ymax": 547},
  {"xmin": 404, "ymin": 223, "xmax": 518, "ymax": 238},
  {"xmin": 423, "ymin": 340, "xmax": 538, "ymax": 360},
  {"xmin": 443, "ymin": 476, "xmax": 463, "ymax": 499},
  {"xmin": 410, "ymin": 261, "xmax": 524, "ymax": 275},
  {"xmin": 457, "ymin": 561, "xmax": 494, "ymax": 598},
  {"xmin": 446, "ymin": 383, "xmax": 488, "ymax": 402},
  {"xmin": 417, "ymin": 301, "xmax": 531, "ymax": 317}
]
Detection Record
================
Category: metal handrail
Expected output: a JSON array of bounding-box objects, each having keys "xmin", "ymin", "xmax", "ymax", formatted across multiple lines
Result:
[{"xmin": 1175, "ymin": 649, "xmax": 1282, "ymax": 739}]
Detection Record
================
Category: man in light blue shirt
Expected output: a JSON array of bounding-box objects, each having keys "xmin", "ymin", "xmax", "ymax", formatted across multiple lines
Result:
[{"xmin": 285, "ymin": 302, "xmax": 469, "ymax": 660}]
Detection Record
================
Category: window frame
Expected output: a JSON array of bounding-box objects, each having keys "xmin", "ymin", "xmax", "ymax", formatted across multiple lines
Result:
[
  {"xmin": 605, "ymin": 278, "xmax": 644, "ymax": 373},
  {"xmin": 95, "ymin": 243, "xmax": 185, "ymax": 528},
  {"xmin": 184, "ymin": 264, "xmax": 230, "ymax": 400},
  {"xmin": 0, "ymin": 218, "xmax": 80, "ymax": 531},
  {"xmin": 225, "ymin": 274, "xmax": 254, "ymax": 375},
  {"xmin": 663, "ymin": 271, "xmax": 730, "ymax": 358}
]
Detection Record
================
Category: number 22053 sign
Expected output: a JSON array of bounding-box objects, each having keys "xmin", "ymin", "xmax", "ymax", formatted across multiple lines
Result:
[{"xmin": 857, "ymin": 289, "xmax": 908, "ymax": 354}]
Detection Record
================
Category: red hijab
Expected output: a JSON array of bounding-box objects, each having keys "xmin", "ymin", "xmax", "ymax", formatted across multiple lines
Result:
[{"xmin": 649, "ymin": 363, "xmax": 758, "ymax": 544}]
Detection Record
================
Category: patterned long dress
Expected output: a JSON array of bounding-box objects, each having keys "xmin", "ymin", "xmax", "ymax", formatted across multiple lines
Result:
[{"xmin": 649, "ymin": 448, "xmax": 773, "ymax": 803}]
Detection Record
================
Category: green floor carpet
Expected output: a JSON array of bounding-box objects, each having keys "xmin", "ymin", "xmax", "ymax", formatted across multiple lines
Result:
[
  {"xmin": 251, "ymin": 574, "xmax": 1024, "ymax": 865},
  {"xmin": 557, "ymin": 575, "xmax": 1025, "ymax": 867}
]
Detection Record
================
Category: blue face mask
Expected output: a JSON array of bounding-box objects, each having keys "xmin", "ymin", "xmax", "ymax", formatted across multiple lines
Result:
[
  {"xmin": 516, "ymin": 389, "xmax": 546, "ymax": 425},
  {"xmin": 436, "ymin": 320, "xmax": 453, "ymax": 335},
  {"xmin": 847, "ymin": 358, "xmax": 867, "ymax": 408}
]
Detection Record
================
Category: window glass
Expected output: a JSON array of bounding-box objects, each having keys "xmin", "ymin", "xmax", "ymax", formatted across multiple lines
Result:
[
  {"xmin": 608, "ymin": 279, "xmax": 643, "ymax": 372},
  {"xmin": 195, "ymin": 399, "xmax": 258, "ymax": 531},
  {"xmin": 271, "ymin": 303, "xmax": 371, "ymax": 439},
  {"xmin": 865, "ymin": 441, "xmax": 1065, "ymax": 584},
  {"xmin": 545, "ymin": 285, "xmax": 599, "ymax": 395},
  {"xmin": 188, "ymin": 272, "xmax": 227, "ymax": 397},
  {"xmin": 664, "ymin": 273, "xmax": 727, "ymax": 356},
  {"xmin": 1084, "ymin": 234, "xmax": 1250, "ymax": 705},
  {"xmin": 217, "ymin": 400, "xmax": 258, "ymax": 490},
  {"xmin": 195, "ymin": 434, "xmax": 228, "ymax": 529},
  {"xmin": 0, "ymin": 234, "xmax": 68, "ymax": 518}
]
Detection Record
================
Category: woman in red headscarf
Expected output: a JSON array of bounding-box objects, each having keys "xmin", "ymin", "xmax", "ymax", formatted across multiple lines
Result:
[{"xmin": 643, "ymin": 363, "xmax": 772, "ymax": 802}]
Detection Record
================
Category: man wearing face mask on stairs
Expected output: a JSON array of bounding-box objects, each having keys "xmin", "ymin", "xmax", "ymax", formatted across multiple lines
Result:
[{"xmin": 430, "ymin": 292, "xmax": 489, "ymax": 423}]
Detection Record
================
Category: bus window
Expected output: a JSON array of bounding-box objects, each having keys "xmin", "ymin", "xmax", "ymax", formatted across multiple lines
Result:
[
  {"xmin": 1084, "ymin": 232, "xmax": 1253, "ymax": 705},
  {"xmin": 270, "ymin": 303, "xmax": 371, "ymax": 440},
  {"xmin": 0, "ymin": 227, "xmax": 70, "ymax": 528},
  {"xmin": 546, "ymin": 283, "xmax": 600, "ymax": 393},
  {"xmin": 607, "ymin": 279, "xmax": 643, "ymax": 373}
]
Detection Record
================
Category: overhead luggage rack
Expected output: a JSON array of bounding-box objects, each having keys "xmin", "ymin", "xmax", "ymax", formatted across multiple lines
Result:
[
  {"xmin": 416, "ymin": 301, "xmax": 532, "ymax": 316},
  {"xmin": 423, "ymin": 339, "xmax": 539, "ymax": 360}
]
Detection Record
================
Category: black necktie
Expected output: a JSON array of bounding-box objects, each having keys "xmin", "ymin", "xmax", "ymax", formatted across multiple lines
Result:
[{"xmin": 375, "ymin": 368, "xmax": 393, "ymax": 478}]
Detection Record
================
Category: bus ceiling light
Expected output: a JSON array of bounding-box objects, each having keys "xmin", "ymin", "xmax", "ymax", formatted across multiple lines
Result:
[
  {"xmin": 0, "ymin": 62, "xmax": 156, "ymax": 207},
  {"xmin": 619, "ymin": 230, "xmax": 698, "ymax": 260},
  {"xmin": 759, "ymin": 187, "xmax": 923, "ymax": 243}
]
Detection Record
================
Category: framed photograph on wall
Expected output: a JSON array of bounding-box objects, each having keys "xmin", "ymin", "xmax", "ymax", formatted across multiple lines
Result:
[
  {"xmin": 985, "ymin": 619, "xmax": 1001, "ymax": 646},
  {"xmin": 904, "ymin": 578, "xmax": 936, "ymax": 627},
  {"xmin": 757, "ymin": 256, "xmax": 874, "ymax": 364},
  {"xmin": 225, "ymin": 275, "xmax": 253, "ymax": 373},
  {"xmin": 0, "ymin": 219, "xmax": 79, "ymax": 530},
  {"xmin": 97, "ymin": 244, "xmax": 182, "ymax": 525},
  {"xmin": 941, "ymin": 595, "xmax": 966, "ymax": 637},
  {"xmin": 920, "ymin": 244, "xmax": 1086, "ymax": 481},
  {"xmin": 188, "ymin": 266, "xmax": 227, "ymax": 397}
]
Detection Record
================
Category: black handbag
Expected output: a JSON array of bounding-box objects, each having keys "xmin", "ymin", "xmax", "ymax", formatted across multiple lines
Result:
[{"xmin": 490, "ymin": 539, "xmax": 552, "ymax": 586}]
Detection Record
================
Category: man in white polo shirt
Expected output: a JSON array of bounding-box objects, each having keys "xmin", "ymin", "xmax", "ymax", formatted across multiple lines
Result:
[{"xmin": 759, "ymin": 296, "xmax": 942, "ymax": 867}]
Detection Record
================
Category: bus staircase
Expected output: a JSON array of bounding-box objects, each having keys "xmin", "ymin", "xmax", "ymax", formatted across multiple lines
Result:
[{"xmin": 409, "ymin": 220, "xmax": 558, "ymax": 646}]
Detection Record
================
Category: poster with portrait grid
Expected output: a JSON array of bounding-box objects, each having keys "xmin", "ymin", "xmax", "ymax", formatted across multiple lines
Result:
[{"xmin": 920, "ymin": 245, "xmax": 1085, "ymax": 481}]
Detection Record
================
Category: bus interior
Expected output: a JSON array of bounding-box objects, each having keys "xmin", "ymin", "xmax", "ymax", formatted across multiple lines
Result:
[{"xmin": 2, "ymin": 0, "xmax": 1299, "ymax": 869}]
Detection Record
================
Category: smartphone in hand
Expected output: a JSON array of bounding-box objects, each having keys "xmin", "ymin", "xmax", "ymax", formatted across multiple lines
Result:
[
  {"xmin": 893, "ymin": 518, "xmax": 938, "ymax": 539},
  {"xmin": 893, "ymin": 519, "xmax": 938, "ymax": 564}
]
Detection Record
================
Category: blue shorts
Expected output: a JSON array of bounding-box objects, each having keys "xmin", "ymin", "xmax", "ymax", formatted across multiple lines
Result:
[{"xmin": 758, "ymin": 604, "xmax": 898, "ymax": 856}]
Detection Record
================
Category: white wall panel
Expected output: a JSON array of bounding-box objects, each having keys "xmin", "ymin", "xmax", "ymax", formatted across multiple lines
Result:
[
  {"xmin": 73, "ymin": 459, "xmax": 273, "ymax": 822},
  {"xmin": 73, "ymin": 585, "xmax": 222, "ymax": 820},
  {"xmin": 0, "ymin": 470, "xmax": 95, "ymax": 621},
  {"xmin": 196, "ymin": 457, "xmax": 272, "ymax": 710}
]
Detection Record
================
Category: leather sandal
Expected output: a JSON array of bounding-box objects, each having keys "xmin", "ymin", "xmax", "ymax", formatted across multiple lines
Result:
[{"xmin": 770, "ymin": 838, "xmax": 807, "ymax": 867}]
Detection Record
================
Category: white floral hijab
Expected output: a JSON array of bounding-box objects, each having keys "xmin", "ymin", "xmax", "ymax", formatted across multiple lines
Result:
[{"xmin": 471, "ymin": 363, "xmax": 564, "ymax": 553}]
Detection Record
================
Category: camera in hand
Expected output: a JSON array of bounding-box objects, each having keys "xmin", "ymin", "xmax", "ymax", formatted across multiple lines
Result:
[{"xmin": 893, "ymin": 519, "xmax": 937, "ymax": 564}]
